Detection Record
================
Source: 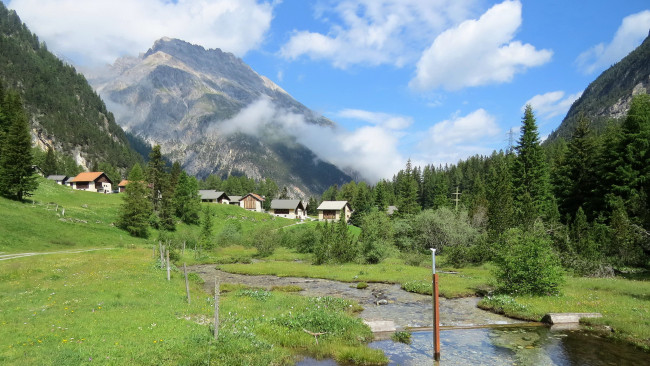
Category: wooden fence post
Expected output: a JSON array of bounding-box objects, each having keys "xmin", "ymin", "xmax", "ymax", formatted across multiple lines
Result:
[
  {"xmin": 182, "ymin": 240, "xmax": 186, "ymax": 256},
  {"xmin": 166, "ymin": 249, "xmax": 171, "ymax": 281},
  {"xmin": 214, "ymin": 278, "xmax": 220, "ymax": 339},
  {"xmin": 184, "ymin": 263, "xmax": 190, "ymax": 304}
]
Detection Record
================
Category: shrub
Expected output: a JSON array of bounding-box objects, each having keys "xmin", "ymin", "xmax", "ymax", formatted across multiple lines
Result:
[
  {"xmin": 248, "ymin": 230, "xmax": 279, "ymax": 258},
  {"xmin": 492, "ymin": 225, "xmax": 565, "ymax": 296},
  {"xmin": 217, "ymin": 220, "xmax": 243, "ymax": 246}
]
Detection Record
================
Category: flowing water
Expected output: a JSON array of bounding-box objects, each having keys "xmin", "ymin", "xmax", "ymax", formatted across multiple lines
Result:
[{"xmin": 189, "ymin": 265, "xmax": 650, "ymax": 365}]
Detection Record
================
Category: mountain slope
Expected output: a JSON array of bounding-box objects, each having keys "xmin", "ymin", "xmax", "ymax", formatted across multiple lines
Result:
[
  {"xmin": 92, "ymin": 37, "xmax": 351, "ymax": 196},
  {"xmin": 548, "ymin": 33, "xmax": 650, "ymax": 141},
  {"xmin": 0, "ymin": 3, "xmax": 144, "ymax": 170}
]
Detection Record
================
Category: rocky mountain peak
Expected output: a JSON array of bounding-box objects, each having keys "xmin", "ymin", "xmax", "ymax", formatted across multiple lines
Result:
[{"xmin": 91, "ymin": 38, "xmax": 349, "ymax": 196}]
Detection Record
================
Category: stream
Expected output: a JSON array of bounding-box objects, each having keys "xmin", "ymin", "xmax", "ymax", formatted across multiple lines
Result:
[{"xmin": 188, "ymin": 265, "xmax": 650, "ymax": 365}]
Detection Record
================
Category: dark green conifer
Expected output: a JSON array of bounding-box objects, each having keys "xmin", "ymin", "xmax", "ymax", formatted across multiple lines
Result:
[
  {"xmin": 0, "ymin": 91, "xmax": 38, "ymax": 201},
  {"xmin": 512, "ymin": 105, "xmax": 552, "ymax": 227},
  {"xmin": 117, "ymin": 164, "xmax": 151, "ymax": 238}
]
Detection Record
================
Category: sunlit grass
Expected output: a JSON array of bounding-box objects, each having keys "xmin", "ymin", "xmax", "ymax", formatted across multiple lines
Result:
[
  {"xmin": 0, "ymin": 248, "xmax": 387, "ymax": 365},
  {"xmin": 479, "ymin": 276, "xmax": 650, "ymax": 351}
]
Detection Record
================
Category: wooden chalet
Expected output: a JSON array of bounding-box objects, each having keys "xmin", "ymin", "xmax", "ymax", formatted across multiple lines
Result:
[
  {"xmin": 270, "ymin": 199, "xmax": 306, "ymax": 219},
  {"xmin": 69, "ymin": 172, "xmax": 113, "ymax": 193},
  {"xmin": 239, "ymin": 193, "xmax": 265, "ymax": 212},
  {"xmin": 317, "ymin": 201, "xmax": 352, "ymax": 222},
  {"xmin": 199, "ymin": 190, "xmax": 230, "ymax": 204}
]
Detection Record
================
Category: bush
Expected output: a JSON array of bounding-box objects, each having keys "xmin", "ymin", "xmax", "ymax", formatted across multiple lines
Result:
[
  {"xmin": 248, "ymin": 230, "xmax": 279, "ymax": 258},
  {"xmin": 217, "ymin": 220, "xmax": 243, "ymax": 246},
  {"xmin": 492, "ymin": 225, "xmax": 565, "ymax": 296}
]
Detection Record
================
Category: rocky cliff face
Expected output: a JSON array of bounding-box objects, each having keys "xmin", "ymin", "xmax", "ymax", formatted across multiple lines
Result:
[
  {"xmin": 91, "ymin": 38, "xmax": 350, "ymax": 196},
  {"xmin": 548, "ymin": 34, "xmax": 650, "ymax": 141}
]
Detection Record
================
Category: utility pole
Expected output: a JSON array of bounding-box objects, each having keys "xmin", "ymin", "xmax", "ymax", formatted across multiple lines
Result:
[
  {"xmin": 452, "ymin": 186, "xmax": 461, "ymax": 211},
  {"xmin": 507, "ymin": 128, "xmax": 516, "ymax": 153},
  {"xmin": 431, "ymin": 249, "xmax": 440, "ymax": 361}
]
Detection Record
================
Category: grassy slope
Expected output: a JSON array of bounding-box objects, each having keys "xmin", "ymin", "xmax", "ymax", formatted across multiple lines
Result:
[
  {"xmin": 0, "ymin": 181, "xmax": 385, "ymax": 365},
  {"xmin": 0, "ymin": 179, "xmax": 149, "ymax": 253}
]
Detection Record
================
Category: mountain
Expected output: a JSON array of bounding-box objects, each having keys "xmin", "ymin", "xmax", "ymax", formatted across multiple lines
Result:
[
  {"xmin": 547, "ymin": 33, "xmax": 650, "ymax": 142},
  {"xmin": 91, "ymin": 37, "xmax": 351, "ymax": 196},
  {"xmin": 0, "ymin": 3, "xmax": 144, "ymax": 171}
]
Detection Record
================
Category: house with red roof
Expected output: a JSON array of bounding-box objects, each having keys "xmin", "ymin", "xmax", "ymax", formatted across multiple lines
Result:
[{"xmin": 69, "ymin": 172, "xmax": 113, "ymax": 193}]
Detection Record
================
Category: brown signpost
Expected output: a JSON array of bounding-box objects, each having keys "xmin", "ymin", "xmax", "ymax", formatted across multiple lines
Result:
[{"xmin": 431, "ymin": 248, "xmax": 441, "ymax": 362}]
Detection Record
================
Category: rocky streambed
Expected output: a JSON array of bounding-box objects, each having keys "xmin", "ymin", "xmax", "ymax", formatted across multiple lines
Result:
[{"xmin": 188, "ymin": 264, "xmax": 521, "ymax": 331}]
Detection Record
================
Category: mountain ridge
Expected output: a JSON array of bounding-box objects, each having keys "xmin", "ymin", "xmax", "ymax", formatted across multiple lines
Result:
[
  {"xmin": 92, "ymin": 37, "xmax": 351, "ymax": 196},
  {"xmin": 548, "ymin": 33, "xmax": 650, "ymax": 141}
]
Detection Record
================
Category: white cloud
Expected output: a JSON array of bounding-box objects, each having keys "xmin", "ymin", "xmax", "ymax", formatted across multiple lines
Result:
[
  {"xmin": 577, "ymin": 10, "xmax": 650, "ymax": 74},
  {"xmin": 7, "ymin": 0, "xmax": 274, "ymax": 66},
  {"xmin": 410, "ymin": 0, "xmax": 552, "ymax": 91},
  {"xmin": 523, "ymin": 91, "xmax": 582, "ymax": 120},
  {"xmin": 279, "ymin": 0, "xmax": 476, "ymax": 68},
  {"xmin": 416, "ymin": 109, "xmax": 500, "ymax": 164},
  {"xmin": 210, "ymin": 98, "xmax": 405, "ymax": 182},
  {"xmin": 337, "ymin": 109, "xmax": 413, "ymax": 129}
]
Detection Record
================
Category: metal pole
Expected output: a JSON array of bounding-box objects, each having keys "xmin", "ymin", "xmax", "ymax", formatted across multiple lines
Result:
[{"xmin": 431, "ymin": 248, "xmax": 440, "ymax": 361}]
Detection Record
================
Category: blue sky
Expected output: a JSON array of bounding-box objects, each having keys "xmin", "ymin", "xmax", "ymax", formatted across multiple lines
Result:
[{"xmin": 4, "ymin": 0, "xmax": 650, "ymax": 181}]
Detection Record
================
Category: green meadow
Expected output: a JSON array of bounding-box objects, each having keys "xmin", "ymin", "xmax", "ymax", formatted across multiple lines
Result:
[{"xmin": 2, "ymin": 178, "xmax": 649, "ymax": 363}]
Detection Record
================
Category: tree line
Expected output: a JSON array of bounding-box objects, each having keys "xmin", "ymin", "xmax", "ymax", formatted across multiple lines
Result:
[
  {"xmin": 117, "ymin": 146, "xmax": 201, "ymax": 238},
  {"xmin": 312, "ymin": 96, "xmax": 650, "ymax": 294}
]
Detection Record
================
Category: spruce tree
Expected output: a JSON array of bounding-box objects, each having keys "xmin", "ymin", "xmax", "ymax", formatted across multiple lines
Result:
[
  {"xmin": 553, "ymin": 115, "xmax": 598, "ymax": 221},
  {"xmin": 43, "ymin": 146, "xmax": 58, "ymax": 176},
  {"xmin": 512, "ymin": 105, "xmax": 552, "ymax": 227},
  {"xmin": 486, "ymin": 152, "xmax": 515, "ymax": 241},
  {"xmin": 147, "ymin": 145, "xmax": 166, "ymax": 212},
  {"xmin": 0, "ymin": 91, "xmax": 37, "ymax": 201},
  {"xmin": 173, "ymin": 171, "xmax": 201, "ymax": 225},
  {"xmin": 117, "ymin": 164, "xmax": 151, "ymax": 238}
]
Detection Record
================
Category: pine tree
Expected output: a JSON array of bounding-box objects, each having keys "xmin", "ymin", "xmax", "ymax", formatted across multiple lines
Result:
[
  {"xmin": 512, "ymin": 105, "xmax": 552, "ymax": 227},
  {"xmin": 486, "ymin": 152, "xmax": 515, "ymax": 241},
  {"xmin": 43, "ymin": 146, "xmax": 58, "ymax": 176},
  {"xmin": 147, "ymin": 145, "xmax": 167, "ymax": 212},
  {"xmin": 173, "ymin": 171, "xmax": 201, "ymax": 225},
  {"xmin": 307, "ymin": 196, "xmax": 318, "ymax": 216},
  {"xmin": 553, "ymin": 115, "xmax": 599, "ymax": 221},
  {"xmin": 117, "ymin": 164, "xmax": 151, "ymax": 238},
  {"xmin": 611, "ymin": 94, "xmax": 650, "ymax": 227},
  {"xmin": 0, "ymin": 91, "xmax": 38, "ymax": 201}
]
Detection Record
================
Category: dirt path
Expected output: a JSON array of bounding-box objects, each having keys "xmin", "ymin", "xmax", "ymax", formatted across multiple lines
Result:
[
  {"xmin": 0, "ymin": 248, "xmax": 117, "ymax": 261},
  {"xmin": 188, "ymin": 264, "xmax": 522, "ymax": 331}
]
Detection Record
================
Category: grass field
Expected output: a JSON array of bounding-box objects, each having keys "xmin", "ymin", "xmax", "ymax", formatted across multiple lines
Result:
[
  {"xmin": 479, "ymin": 276, "xmax": 650, "ymax": 351},
  {"xmin": 0, "ymin": 248, "xmax": 386, "ymax": 365},
  {"xmin": 3, "ymin": 179, "xmax": 649, "ymax": 360},
  {"xmin": 0, "ymin": 179, "xmax": 149, "ymax": 253}
]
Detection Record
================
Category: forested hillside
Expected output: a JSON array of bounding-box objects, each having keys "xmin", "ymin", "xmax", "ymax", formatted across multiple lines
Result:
[
  {"xmin": 319, "ymin": 96, "xmax": 650, "ymax": 277},
  {"xmin": 0, "ymin": 3, "xmax": 144, "ymax": 173}
]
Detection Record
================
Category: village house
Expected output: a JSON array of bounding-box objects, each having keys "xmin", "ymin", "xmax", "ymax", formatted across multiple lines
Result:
[
  {"xmin": 228, "ymin": 196, "xmax": 242, "ymax": 206},
  {"xmin": 118, "ymin": 180, "xmax": 129, "ymax": 193},
  {"xmin": 46, "ymin": 175, "xmax": 69, "ymax": 185},
  {"xmin": 68, "ymin": 172, "xmax": 113, "ymax": 193},
  {"xmin": 269, "ymin": 199, "xmax": 307, "ymax": 219},
  {"xmin": 239, "ymin": 193, "xmax": 265, "ymax": 212},
  {"xmin": 199, "ymin": 190, "xmax": 230, "ymax": 204},
  {"xmin": 317, "ymin": 201, "xmax": 352, "ymax": 222}
]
